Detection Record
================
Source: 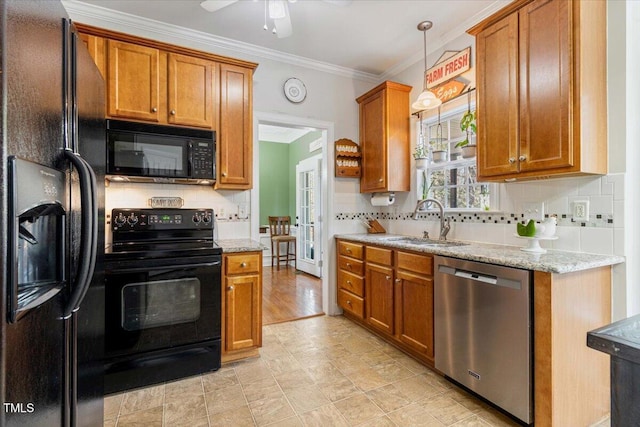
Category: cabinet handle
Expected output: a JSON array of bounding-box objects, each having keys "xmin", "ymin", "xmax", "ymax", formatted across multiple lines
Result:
[
  {"xmin": 519, "ymin": 155, "xmax": 527, "ymax": 162},
  {"xmin": 240, "ymin": 262, "xmax": 247, "ymax": 267},
  {"xmin": 151, "ymin": 107, "xmax": 158, "ymax": 112},
  {"xmin": 509, "ymin": 157, "xmax": 516, "ymax": 164},
  {"xmin": 221, "ymin": 172, "xmax": 227, "ymax": 177},
  {"xmin": 170, "ymin": 109, "xmax": 176, "ymax": 115},
  {"xmin": 227, "ymin": 285, "xmax": 234, "ymax": 290}
]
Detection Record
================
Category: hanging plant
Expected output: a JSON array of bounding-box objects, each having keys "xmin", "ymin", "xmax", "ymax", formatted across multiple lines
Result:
[{"xmin": 455, "ymin": 90, "xmax": 477, "ymax": 148}]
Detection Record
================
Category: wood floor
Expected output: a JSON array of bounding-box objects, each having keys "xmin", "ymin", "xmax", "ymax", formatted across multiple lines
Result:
[{"xmin": 262, "ymin": 265, "xmax": 323, "ymax": 325}]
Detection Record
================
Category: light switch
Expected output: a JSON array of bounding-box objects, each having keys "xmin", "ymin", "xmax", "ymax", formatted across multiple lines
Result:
[{"xmin": 522, "ymin": 202, "xmax": 545, "ymax": 221}]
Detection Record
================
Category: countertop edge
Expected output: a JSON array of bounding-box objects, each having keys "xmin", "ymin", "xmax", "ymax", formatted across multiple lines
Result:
[
  {"xmin": 217, "ymin": 239, "xmax": 267, "ymax": 253},
  {"xmin": 335, "ymin": 233, "xmax": 625, "ymax": 274}
]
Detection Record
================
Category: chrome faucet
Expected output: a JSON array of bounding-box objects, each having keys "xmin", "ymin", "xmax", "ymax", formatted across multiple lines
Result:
[{"xmin": 412, "ymin": 198, "xmax": 451, "ymax": 240}]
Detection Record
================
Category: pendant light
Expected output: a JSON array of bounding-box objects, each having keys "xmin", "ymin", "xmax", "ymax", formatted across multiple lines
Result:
[{"xmin": 412, "ymin": 21, "xmax": 442, "ymax": 111}]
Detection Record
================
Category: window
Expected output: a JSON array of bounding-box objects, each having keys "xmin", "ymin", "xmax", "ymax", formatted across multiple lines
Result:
[{"xmin": 417, "ymin": 104, "xmax": 495, "ymax": 211}]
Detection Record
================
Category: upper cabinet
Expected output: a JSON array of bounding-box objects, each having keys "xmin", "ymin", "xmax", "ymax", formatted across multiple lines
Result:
[
  {"xmin": 468, "ymin": 0, "xmax": 607, "ymax": 182},
  {"xmin": 107, "ymin": 40, "xmax": 215, "ymax": 128},
  {"xmin": 356, "ymin": 81, "xmax": 412, "ymax": 193},
  {"xmin": 75, "ymin": 24, "xmax": 258, "ymax": 189}
]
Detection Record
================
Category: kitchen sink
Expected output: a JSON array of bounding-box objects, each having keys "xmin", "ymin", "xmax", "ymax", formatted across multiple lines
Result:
[{"xmin": 387, "ymin": 237, "xmax": 468, "ymax": 247}]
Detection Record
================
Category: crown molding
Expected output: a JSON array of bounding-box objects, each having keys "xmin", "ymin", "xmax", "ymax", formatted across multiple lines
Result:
[
  {"xmin": 62, "ymin": 0, "xmax": 380, "ymax": 83},
  {"xmin": 378, "ymin": 0, "xmax": 510, "ymax": 81}
]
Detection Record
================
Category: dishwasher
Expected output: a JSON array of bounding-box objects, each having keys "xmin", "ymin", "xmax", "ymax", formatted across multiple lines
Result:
[{"xmin": 434, "ymin": 256, "xmax": 532, "ymax": 425}]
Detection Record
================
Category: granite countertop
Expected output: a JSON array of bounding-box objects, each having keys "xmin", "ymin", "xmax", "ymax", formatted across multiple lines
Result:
[
  {"xmin": 336, "ymin": 233, "xmax": 625, "ymax": 274},
  {"xmin": 588, "ymin": 314, "xmax": 640, "ymax": 364},
  {"xmin": 216, "ymin": 239, "xmax": 267, "ymax": 253}
]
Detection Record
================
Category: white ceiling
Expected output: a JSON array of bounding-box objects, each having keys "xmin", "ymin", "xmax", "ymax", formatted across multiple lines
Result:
[
  {"xmin": 258, "ymin": 124, "xmax": 312, "ymax": 143},
  {"xmin": 69, "ymin": 0, "xmax": 509, "ymax": 78}
]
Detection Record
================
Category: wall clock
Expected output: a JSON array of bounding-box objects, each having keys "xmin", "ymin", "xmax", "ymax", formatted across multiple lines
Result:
[{"xmin": 283, "ymin": 78, "xmax": 307, "ymax": 103}]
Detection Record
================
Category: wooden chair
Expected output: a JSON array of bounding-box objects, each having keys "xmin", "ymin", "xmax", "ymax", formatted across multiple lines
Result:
[{"xmin": 268, "ymin": 216, "xmax": 296, "ymax": 270}]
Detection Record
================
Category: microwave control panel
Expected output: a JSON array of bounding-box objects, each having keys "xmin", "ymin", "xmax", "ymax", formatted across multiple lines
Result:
[{"xmin": 191, "ymin": 142, "xmax": 215, "ymax": 178}]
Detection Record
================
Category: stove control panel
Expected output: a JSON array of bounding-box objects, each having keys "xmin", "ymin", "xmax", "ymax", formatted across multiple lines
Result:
[{"xmin": 111, "ymin": 208, "xmax": 214, "ymax": 232}]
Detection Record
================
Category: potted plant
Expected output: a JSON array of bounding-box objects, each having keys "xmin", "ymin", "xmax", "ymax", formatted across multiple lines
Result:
[
  {"xmin": 413, "ymin": 144, "xmax": 430, "ymax": 169},
  {"xmin": 456, "ymin": 109, "xmax": 477, "ymax": 158}
]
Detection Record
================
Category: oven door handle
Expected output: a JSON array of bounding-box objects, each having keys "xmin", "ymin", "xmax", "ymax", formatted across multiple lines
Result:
[
  {"xmin": 111, "ymin": 260, "xmax": 222, "ymax": 274},
  {"xmin": 63, "ymin": 150, "xmax": 98, "ymax": 318}
]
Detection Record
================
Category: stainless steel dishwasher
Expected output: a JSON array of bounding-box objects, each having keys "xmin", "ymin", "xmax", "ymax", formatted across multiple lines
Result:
[{"xmin": 434, "ymin": 256, "xmax": 532, "ymax": 425}]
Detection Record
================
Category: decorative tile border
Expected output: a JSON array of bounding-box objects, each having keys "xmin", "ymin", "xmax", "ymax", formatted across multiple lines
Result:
[{"xmin": 335, "ymin": 211, "xmax": 615, "ymax": 228}]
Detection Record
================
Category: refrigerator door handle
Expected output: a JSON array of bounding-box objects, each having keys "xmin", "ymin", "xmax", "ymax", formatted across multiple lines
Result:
[{"xmin": 63, "ymin": 150, "xmax": 98, "ymax": 318}]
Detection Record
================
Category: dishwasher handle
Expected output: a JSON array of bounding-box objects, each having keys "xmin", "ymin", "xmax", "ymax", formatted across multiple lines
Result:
[{"xmin": 438, "ymin": 264, "xmax": 522, "ymax": 289}]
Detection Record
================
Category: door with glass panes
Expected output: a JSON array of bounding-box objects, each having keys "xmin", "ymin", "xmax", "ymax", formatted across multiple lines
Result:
[{"xmin": 295, "ymin": 155, "xmax": 322, "ymax": 277}]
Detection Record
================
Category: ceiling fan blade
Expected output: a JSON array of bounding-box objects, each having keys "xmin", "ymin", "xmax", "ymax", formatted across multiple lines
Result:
[
  {"xmin": 200, "ymin": 0, "xmax": 238, "ymax": 13},
  {"xmin": 274, "ymin": 13, "xmax": 292, "ymax": 38}
]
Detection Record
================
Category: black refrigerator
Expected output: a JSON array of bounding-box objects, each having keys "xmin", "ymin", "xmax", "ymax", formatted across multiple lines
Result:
[{"xmin": 0, "ymin": 0, "xmax": 105, "ymax": 426}]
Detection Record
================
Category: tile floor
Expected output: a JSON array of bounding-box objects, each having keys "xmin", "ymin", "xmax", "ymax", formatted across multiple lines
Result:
[{"xmin": 103, "ymin": 315, "xmax": 604, "ymax": 426}]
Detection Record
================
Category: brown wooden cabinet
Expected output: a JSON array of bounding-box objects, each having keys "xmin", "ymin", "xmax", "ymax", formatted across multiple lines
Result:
[
  {"xmin": 395, "ymin": 251, "xmax": 434, "ymax": 360},
  {"xmin": 356, "ymin": 81, "xmax": 412, "ymax": 193},
  {"xmin": 468, "ymin": 0, "xmax": 607, "ymax": 181},
  {"xmin": 222, "ymin": 252, "xmax": 262, "ymax": 362},
  {"xmin": 107, "ymin": 40, "xmax": 215, "ymax": 128},
  {"xmin": 76, "ymin": 24, "xmax": 258, "ymax": 189},
  {"xmin": 217, "ymin": 64, "xmax": 253, "ymax": 189},
  {"xmin": 337, "ymin": 239, "xmax": 435, "ymax": 366}
]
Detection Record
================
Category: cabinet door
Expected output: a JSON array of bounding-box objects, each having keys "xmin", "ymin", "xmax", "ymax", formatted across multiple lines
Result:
[
  {"xmin": 365, "ymin": 263, "xmax": 394, "ymax": 335},
  {"xmin": 395, "ymin": 270, "xmax": 434, "ymax": 359},
  {"xmin": 518, "ymin": 0, "xmax": 572, "ymax": 172},
  {"xmin": 218, "ymin": 64, "xmax": 252, "ymax": 189},
  {"xmin": 224, "ymin": 273, "xmax": 261, "ymax": 352},
  {"xmin": 79, "ymin": 33, "xmax": 106, "ymax": 79},
  {"xmin": 476, "ymin": 12, "xmax": 520, "ymax": 178},
  {"xmin": 167, "ymin": 53, "xmax": 215, "ymax": 129},
  {"xmin": 107, "ymin": 40, "xmax": 161, "ymax": 122},
  {"xmin": 360, "ymin": 90, "xmax": 387, "ymax": 193}
]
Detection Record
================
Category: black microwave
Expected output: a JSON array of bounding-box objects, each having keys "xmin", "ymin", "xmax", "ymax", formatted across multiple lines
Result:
[{"xmin": 106, "ymin": 120, "xmax": 215, "ymax": 184}]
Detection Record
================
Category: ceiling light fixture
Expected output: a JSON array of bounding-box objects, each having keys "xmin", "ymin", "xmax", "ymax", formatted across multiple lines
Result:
[{"xmin": 412, "ymin": 21, "xmax": 442, "ymax": 111}]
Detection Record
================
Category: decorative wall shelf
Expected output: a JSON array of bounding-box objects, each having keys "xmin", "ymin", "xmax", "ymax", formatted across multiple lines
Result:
[{"xmin": 335, "ymin": 138, "xmax": 361, "ymax": 177}]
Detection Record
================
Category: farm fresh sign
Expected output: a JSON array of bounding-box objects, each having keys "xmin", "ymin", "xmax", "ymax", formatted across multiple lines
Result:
[{"xmin": 426, "ymin": 47, "xmax": 471, "ymax": 89}]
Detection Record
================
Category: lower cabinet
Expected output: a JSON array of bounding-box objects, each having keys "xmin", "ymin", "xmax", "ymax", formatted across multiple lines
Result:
[
  {"xmin": 221, "ymin": 251, "xmax": 262, "ymax": 362},
  {"xmin": 337, "ymin": 239, "xmax": 435, "ymax": 366}
]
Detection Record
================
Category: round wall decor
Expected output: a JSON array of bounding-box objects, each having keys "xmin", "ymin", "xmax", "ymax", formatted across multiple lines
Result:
[{"xmin": 283, "ymin": 78, "xmax": 307, "ymax": 103}]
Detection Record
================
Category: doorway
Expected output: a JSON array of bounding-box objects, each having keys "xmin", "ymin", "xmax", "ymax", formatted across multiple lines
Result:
[
  {"xmin": 253, "ymin": 112, "xmax": 334, "ymax": 323},
  {"xmin": 296, "ymin": 154, "xmax": 322, "ymax": 277}
]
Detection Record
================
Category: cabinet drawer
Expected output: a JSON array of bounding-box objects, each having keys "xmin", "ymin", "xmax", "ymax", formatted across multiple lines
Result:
[
  {"xmin": 338, "ymin": 241, "xmax": 364, "ymax": 259},
  {"xmin": 338, "ymin": 256, "xmax": 364, "ymax": 276},
  {"xmin": 397, "ymin": 251, "xmax": 433, "ymax": 275},
  {"xmin": 366, "ymin": 246, "xmax": 393, "ymax": 266},
  {"xmin": 225, "ymin": 253, "xmax": 261, "ymax": 275},
  {"xmin": 338, "ymin": 289, "xmax": 364, "ymax": 319},
  {"xmin": 338, "ymin": 270, "xmax": 364, "ymax": 297}
]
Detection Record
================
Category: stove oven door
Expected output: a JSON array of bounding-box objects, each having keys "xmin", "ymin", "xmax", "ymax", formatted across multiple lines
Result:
[{"xmin": 104, "ymin": 255, "xmax": 221, "ymax": 358}]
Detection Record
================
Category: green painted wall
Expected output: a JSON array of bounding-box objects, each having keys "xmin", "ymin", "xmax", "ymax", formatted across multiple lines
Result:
[
  {"xmin": 259, "ymin": 141, "xmax": 290, "ymax": 226},
  {"xmin": 259, "ymin": 131, "xmax": 322, "ymax": 227}
]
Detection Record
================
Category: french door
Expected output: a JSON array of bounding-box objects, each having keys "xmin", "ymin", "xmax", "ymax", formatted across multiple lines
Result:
[{"xmin": 295, "ymin": 155, "xmax": 322, "ymax": 277}]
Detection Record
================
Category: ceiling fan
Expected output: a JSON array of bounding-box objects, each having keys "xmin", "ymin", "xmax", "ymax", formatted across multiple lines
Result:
[{"xmin": 200, "ymin": 0, "xmax": 352, "ymax": 38}]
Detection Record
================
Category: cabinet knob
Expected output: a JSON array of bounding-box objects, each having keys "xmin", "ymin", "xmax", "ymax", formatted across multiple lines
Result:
[
  {"xmin": 386, "ymin": 275, "xmax": 391, "ymax": 281},
  {"xmin": 346, "ymin": 248, "xmax": 351, "ymax": 253},
  {"xmin": 519, "ymin": 155, "xmax": 527, "ymax": 162},
  {"xmin": 378, "ymin": 178, "xmax": 383, "ymax": 183},
  {"xmin": 151, "ymin": 107, "xmax": 158, "ymax": 112},
  {"xmin": 240, "ymin": 262, "xmax": 247, "ymax": 267},
  {"xmin": 346, "ymin": 300, "xmax": 352, "ymax": 306},
  {"xmin": 346, "ymin": 263, "xmax": 352, "ymax": 268},
  {"xmin": 170, "ymin": 109, "xmax": 176, "ymax": 115},
  {"xmin": 509, "ymin": 157, "xmax": 516, "ymax": 164},
  {"xmin": 221, "ymin": 172, "xmax": 227, "ymax": 177},
  {"xmin": 346, "ymin": 280, "xmax": 352, "ymax": 286},
  {"xmin": 227, "ymin": 285, "xmax": 234, "ymax": 290},
  {"xmin": 395, "ymin": 278, "xmax": 401, "ymax": 283}
]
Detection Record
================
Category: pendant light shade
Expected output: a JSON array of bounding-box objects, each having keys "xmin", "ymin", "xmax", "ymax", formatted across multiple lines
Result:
[{"xmin": 413, "ymin": 21, "xmax": 441, "ymax": 111}]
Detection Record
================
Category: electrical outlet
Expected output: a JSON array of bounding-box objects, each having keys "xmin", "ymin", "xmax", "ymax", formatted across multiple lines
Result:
[
  {"xmin": 237, "ymin": 204, "xmax": 248, "ymax": 219},
  {"xmin": 573, "ymin": 200, "xmax": 589, "ymax": 221},
  {"xmin": 217, "ymin": 207, "xmax": 225, "ymax": 220},
  {"xmin": 522, "ymin": 202, "xmax": 545, "ymax": 221}
]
